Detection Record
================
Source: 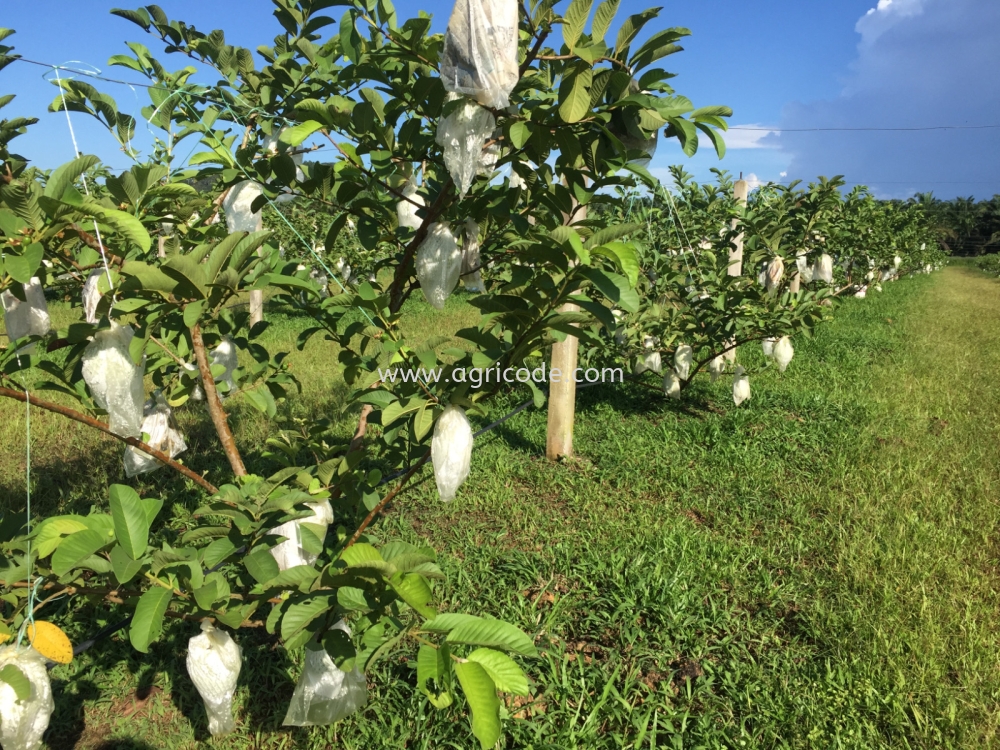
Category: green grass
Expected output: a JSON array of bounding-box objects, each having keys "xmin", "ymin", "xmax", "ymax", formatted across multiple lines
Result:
[{"xmin": 4, "ymin": 265, "xmax": 1000, "ymax": 748}]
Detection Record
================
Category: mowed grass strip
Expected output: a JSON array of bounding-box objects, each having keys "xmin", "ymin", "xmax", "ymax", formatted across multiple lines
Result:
[{"xmin": 4, "ymin": 266, "xmax": 1000, "ymax": 748}]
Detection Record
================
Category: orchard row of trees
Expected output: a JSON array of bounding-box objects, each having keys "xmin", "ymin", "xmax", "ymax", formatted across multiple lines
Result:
[{"xmin": 0, "ymin": 1, "xmax": 944, "ymax": 747}]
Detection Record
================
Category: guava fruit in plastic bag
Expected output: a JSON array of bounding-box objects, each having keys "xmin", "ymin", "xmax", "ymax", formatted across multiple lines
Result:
[
  {"xmin": 82, "ymin": 269, "xmax": 103, "ymax": 325},
  {"xmin": 81, "ymin": 323, "xmax": 145, "ymax": 438},
  {"xmin": 0, "ymin": 645, "xmax": 54, "ymax": 750},
  {"xmin": 460, "ymin": 219, "xmax": 484, "ymax": 292},
  {"xmin": 733, "ymin": 366, "xmax": 750, "ymax": 406},
  {"xmin": 268, "ymin": 499, "xmax": 334, "ymax": 571},
  {"xmin": 186, "ymin": 621, "xmax": 242, "ymax": 737},
  {"xmin": 663, "ymin": 369, "xmax": 681, "ymax": 399},
  {"xmin": 762, "ymin": 337, "xmax": 776, "ymax": 357},
  {"xmin": 795, "ymin": 252, "xmax": 813, "ymax": 284},
  {"xmin": 396, "ymin": 175, "xmax": 426, "ymax": 230},
  {"xmin": 813, "ymin": 254, "xmax": 834, "ymax": 284},
  {"xmin": 211, "ymin": 336, "xmax": 238, "ymax": 396},
  {"xmin": 765, "ymin": 256, "xmax": 784, "ymax": 293},
  {"xmin": 440, "ymin": 0, "xmax": 519, "ymax": 109},
  {"xmin": 431, "ymin": 405, "xmax": 473, "ymax": 502},
  {"xmin": 673, "ymin": 344, "xmax": 692, "ymax": 381},
  {"xmin": 124, "ymin": 393, "xmax": 188, "ymax": 477},
  {"xmin": 709, "ymin": 355, "xmax": 725, "ymax": 383},
  {"xmin": 436, "ymin": 95, "xmax": 496, "ymax": 198},
  {"xmin": 773, "ymin": 336, "xmax": 793, "ymax": 373},
  {"xmin": 1, "ymin": 278, "xmax": 50, "ymax": 353},
  {"xmin": 854, "ymin": 285, "xmax": 868, "ymax": 299},
  {"xmin": 416, "ymin": 223, "xmax": 462, "ymax": 310},
  {"xmin": 283, "ymin": 621, "xmax": 368, "ymax": 727},
  {"xmin": 223, "ymin": 181, "xmax": 263, "ymax": 233}
]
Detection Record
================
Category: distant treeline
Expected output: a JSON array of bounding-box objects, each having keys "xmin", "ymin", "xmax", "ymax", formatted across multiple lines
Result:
[{"xmin": 909, "ymin": 193, "xmax": 1000, "ymax": 257}]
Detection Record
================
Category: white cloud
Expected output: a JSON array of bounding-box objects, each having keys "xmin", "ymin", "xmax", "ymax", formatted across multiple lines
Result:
[
  {"xmin": 744, "ymin": 173, "xmax": 766, "ymax": 190},
  {"xmin": 774, "ymin": 0, "xmax": 1000, "ymax": 199},
  {"xmin": 857, "ymin": 0, "xmax": 925, "ymax": 45},
  {"xmin": 779, "ymin": 171, "xmax": 788, "ymax": 178},
  {"xmin": 722, "ymin": 125, "xmax": 781, "ymax": 150}
]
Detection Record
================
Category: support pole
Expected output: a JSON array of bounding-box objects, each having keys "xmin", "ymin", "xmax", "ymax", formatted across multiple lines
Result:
[
  {"xmin": 546, "ymin": 193, "xmax": 585, "ymax": 460},
  {"xmin": 249, "ymin": 213, "xmax": 264, "ymax": 327},
  {"xmin": 724, "ymin": 177, "xmax": 749, "ymax": 363}
]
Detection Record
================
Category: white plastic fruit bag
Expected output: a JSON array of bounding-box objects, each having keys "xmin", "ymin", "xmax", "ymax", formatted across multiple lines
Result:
[
  {"xmin": 440, "ymin": 0, "xmax": 519, "ymax": 109},
  {"xmin": 733, "ymin": 366, "xmax": 750, "ymax": 406},
  {"xmin": 765, "ymin": 256, "xmax": 784, "ymax": 293},
  {"xmin": 0, "ymin": 645, "xmax": 54, "ymax": 750},
  {"xmin": 416, "ymin": 223, "xmax": 462, "ymax": 310},
  {"xmin": 773, "ymin": 336, "xmax": 793, "ymax": 373},
  {"xmin": 211, "ymin": 336, "xmax": 238, "ymax": 396},
  {"xmin": 854, "ymin": 285, "xmax": 868, "ymax": 299},
  {"xmin": 795, "ymin": 252, "xmax": 813, "ymax": 284},
  {"xmin": 762, "ymin": 337, "xmax": 776, "ymax": 357},
  {"xmin": 81, "ymin": 323, "xmax": 145, "ymax": 438},
  {"xmin": 708, "ymin": 355, "xmax": 724, "ymax": 382},
  {"xmin": 673, "ymin": 344, "xmax": 692, "ymax": 381},
  {"xmin": 663, "ymin": 369, "xmax": 681, "ymax": 399},
  {"xmin": 813, "ymin": 254, "xmax": 834, "ymax": 284},
  {"xmin": 223, "ymin": 181, "xmax": 263, "ymax": 233},
  {"xmin": 2, "ymin": 278, "xmax": 50, "ymax": 353},
  {"xmin": 124, "ymin": 393, "xmax": 189, "ymax": 477},
  {"xmin": 186, "ymin": 621, "xmax": 242, "ymax": 737},
  {"xmin": 396, "ymin": 175, "xmax": 426, "ymax": 230},
  {"xmin": 268, "ymin": 499, "xmax": 334, "ymax": 571},
  {"xmin": 436, "ymin": 94, "xmax": 496, "ymax": 198},
  {"xmin": 894, "ymin": 255, "xmax": 902, "ymax": 269},
  {"xmin": 283, "ymin": 621, "xmax": 368, "ymax": 727},
  {"xmin": 431, "ymin": 405, "xmax": 473, "ymax": 502},
  {"xmin": 460, "ymin": 219, "xmax": 484, "ymax": 292},
  {"xmin": 82, "ymin": 270, "xmax": 103, "ymax": 325}
]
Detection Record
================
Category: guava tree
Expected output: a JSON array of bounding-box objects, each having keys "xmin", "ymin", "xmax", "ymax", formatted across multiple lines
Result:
[{"xmin": 0, "ymin": 1, "xmax": 728, "ymax": 745}]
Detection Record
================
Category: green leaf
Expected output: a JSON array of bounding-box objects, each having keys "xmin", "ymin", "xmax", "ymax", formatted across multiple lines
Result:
[
  {"xmin": 108, "ymin": 484, "xmax": 149, "ymax": 560},
  {"xmin": 5, "ymin": 243, "xmax": 43, "ymax": 283},
  {"xmin": 695, "ymin": 122, "xmax": 726, "ymax": 159},
  {"xmin": 579, "ymin": 267, "xmax": 640, "ymax": 312},
  {"xmin": 508, "ymin": 121, "xmax": 531, "ymax": 150},
  {"xmin": 34, "ymin": 517, "xmax": 89, "ymax": 558},
  {"xmin": 280, "ymin": 595, "xmax": 334, "ymax": 644},
  {"xmin": 615, "ymin": 9, "xmax": 658, "ymax": 55},
  {"xmin": 244, "ymin": 546, "xmax": 280, "ymax": 585},
  {"xmin": 67, "ymin": 199, "xmax": 152, "ymax": 252},
  {"xmin": 467, "ymin": 648, "xmax": 530, "ymax": 695},
  {"xmin": 417, "ymin": 643, "xmax": 453, "ymax": 708},
  {"xmin": 447, "ymin": 617, "xmax": 538, "ymax": 657},
  {"xmin": 454, "ymin": 661, "xmax": 501, "ymax": 749},
  {"xmin": 279, "ymin": 120, "xmax": 324, "ymax": 147},
  {"xmin": 43, "ymin": 155, "xmax": 100, "ymax": 201},
  {"xmin": 591, "ymin": 0, "xmax": 619, "ymax": 42},
  {"xmin": 558, "ymin": 65, "xmax": 593, "ymax": 124},
  {"xmin": 389, "ymin": 572, "xmax": 436, "ymax": 618},
  {"xmin": 129, "ymin": 587, "xmax": 172, "ymax": 653},
  {"xmin": 110, "ymin": 544, "xmax": 144, "ymax": 584},
  {"xmin": 0, "ymin": 664, "xmax": 30, "ymax": 701},
  {"xmin": 592, "ymin": 241, "xmax": 640, "ymax": 286},
  {"xmin": 422, "ymin": 613, "xmax": 481, "ymax": 634},
  {"xmin": 562, "ymin": 0, "xmax": 594, "ymax": 51},
  {"xmin": 51, "ymin": 529, "xmax": 108, "ymax": 576}
]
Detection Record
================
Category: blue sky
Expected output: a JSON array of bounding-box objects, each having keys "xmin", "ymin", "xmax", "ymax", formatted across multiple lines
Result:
[{"xmin": 3, "ymin": 0, "xmax": 997, "ymax": 198}]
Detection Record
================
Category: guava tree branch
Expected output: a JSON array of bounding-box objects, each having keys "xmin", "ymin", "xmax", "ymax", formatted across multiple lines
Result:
[
  {"xmin": 191, "ymin": 324, "xmax": 247, "ymax": 477},
  {"xmin": 342, "ymin": 449, "xmax": 430, "ymax": 551},
  {"xmin": 0, "ymin": 386, "xmax": 218, "ymax": 494}
]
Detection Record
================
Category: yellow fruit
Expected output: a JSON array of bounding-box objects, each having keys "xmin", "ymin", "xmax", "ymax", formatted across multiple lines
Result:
[
  {"xmin": 26, "ymin": 621, "xmax": 73, "ymax": 664},
  {"xmin": 0, "ymin": 631, "xmax": 10, "ymax": 644}
]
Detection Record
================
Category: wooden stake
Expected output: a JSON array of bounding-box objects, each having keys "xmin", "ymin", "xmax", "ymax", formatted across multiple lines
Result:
[
  {"xmin": 546, "ymin": 191, "xmax": 586, "ymax": 460},
  {"xmin": 249, "ymin": 212, "xmax": 264, "ymax": 326}
]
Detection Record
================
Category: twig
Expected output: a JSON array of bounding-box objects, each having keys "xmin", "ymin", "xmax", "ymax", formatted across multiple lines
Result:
[
  {"xmin": 342, "ymin": 450, "xmax": 430, "ymax": 551},
  {"xmin": 0, "ymin": 386, "xmax": 218, "ymax": 493},
  {"xmin": 191, "ymin": 324, "xmax": 247, "ymax": 476}
]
